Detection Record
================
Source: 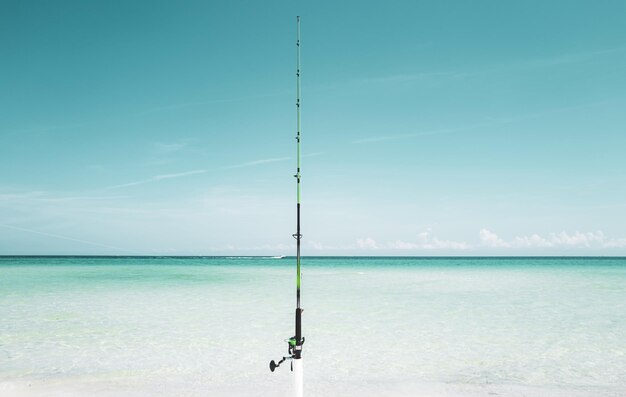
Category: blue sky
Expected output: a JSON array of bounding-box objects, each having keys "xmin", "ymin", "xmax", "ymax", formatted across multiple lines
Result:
[{"xmin": 1, "ymin": 0, "xmax": 625, "ymax": 255}]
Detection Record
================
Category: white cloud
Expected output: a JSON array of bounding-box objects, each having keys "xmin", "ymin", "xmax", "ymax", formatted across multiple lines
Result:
[
  {"xmin": 388, "ymin": 230, "xmax": 470, "ymax": 250},
  {"xmin": 152, "ymin": 170, "xmax": 207, "ymax": 181},
  {"xmin": 548, "ymin": 231, "xmax": 604, "ymax": 247},
  {"xmin": 604, "ymin": 238, "xmax": 626, "ymax": 248},
  {"xmin": 479, "ymin": 229, "xmax": 510, "ymax": 247},
  {"xmin": 388, "ymin": 239, "xmax": 419, "ymax": 250},
  {"xmin": 415, "ymin": 230, "xmax": 471, "ymax": 250},
  {"xmin": 153, "ymin": 141, "xmax": 188, "ymax": 154},
  {"xmin": 356, "ymin": 237, "xmax": 379, "ymax": 249},
  {"xmin": 223, "ymin": 157, "xmax": 291, "ymax": 169},
  {"xmin": 544, "ymin": 230, "xmax": 626, "ymax": 248},
  {"xmin": 360, "ymin": 230, "xmax": 469, "ymax": 251},
  {"xmin": 356, "ymin": 229, "xmax": 626, "ymax": 252},
  {"xmin": 108, "ymin": 169, "xmax": 207, "ymax": 189},
  {"xmin": 307, "ymin": 240, "xmax": 326, "ymax": 250},
  {"xmin": 352, "ymin": 128, "xmax": 453, "ymax": 144},
  {"xmin": 0, "ymin": 223, "xmax": 137, "ymax": 253},
  {"xmin": 512, "ymin": 234, "xmax": 552, "ymax": 247},
  {"xmin": 482, "ymin": 229, "xmax": 626, "ymax": 249}
]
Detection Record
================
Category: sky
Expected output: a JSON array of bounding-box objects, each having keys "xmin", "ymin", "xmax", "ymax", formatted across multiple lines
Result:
[{"xmin": 1, "ymin": 0, "xmax": 626, "ymax": 255}]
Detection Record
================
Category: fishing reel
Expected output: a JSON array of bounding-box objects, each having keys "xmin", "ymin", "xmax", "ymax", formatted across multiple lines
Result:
[{"xmin": 269, "ymin": 336, "xmax": 305, "ymax": 372}]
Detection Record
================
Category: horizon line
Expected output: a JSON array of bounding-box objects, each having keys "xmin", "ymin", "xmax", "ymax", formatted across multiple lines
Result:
[{"xmin": 1, "ymin": 255, "xmax": 625, "ymax": 259}]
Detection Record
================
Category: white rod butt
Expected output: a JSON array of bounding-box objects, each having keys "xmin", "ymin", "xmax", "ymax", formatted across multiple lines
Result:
[{"xmin": 293, "ymin": 358, "xmax": 303, "ymax": 397}]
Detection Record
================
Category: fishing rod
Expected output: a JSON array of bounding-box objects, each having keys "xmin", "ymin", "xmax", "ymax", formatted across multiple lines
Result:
[{"xmin": 269, "ymin": 15, "xmax": 305, "ymax": 397}]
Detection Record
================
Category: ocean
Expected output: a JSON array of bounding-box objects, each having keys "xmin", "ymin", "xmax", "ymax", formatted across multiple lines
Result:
[{"xmin": 1, "ymin": 256, "xmax": 625, "ymax": 397}]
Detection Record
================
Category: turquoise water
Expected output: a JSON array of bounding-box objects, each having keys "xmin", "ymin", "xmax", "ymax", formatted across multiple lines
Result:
[{"xmin": 1, "ymin": 256, "xmax": 625, "ymax": 397}]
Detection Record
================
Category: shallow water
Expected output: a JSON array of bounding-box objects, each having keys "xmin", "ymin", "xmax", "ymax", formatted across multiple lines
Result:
[{"xmin": 1, "ymin": 256, "xmax": 625, "ymax": 396}]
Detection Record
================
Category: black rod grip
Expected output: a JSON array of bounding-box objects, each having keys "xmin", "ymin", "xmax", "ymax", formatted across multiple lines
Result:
[{"xmin": 295, "ymin": 307, "xmax": 303, "ymax": 343}]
